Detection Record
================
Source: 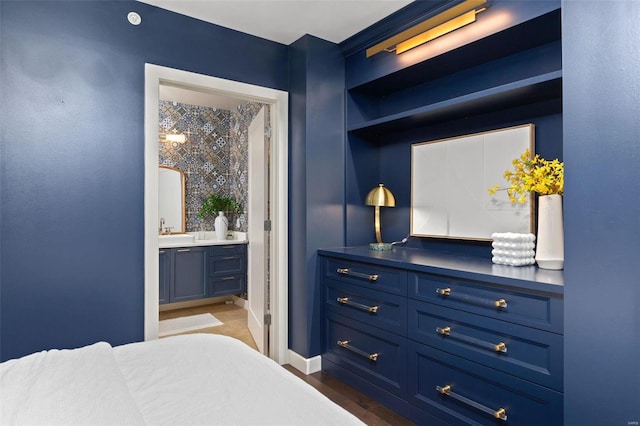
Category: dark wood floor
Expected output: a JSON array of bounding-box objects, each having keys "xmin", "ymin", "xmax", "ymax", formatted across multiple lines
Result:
[
  {"xmin": 161, "ymin": 303, "xmax": 414, "ymax": 425},
  {"xmin": 284, "ymin": 365, "xmax": 415, "ymax": 426}
]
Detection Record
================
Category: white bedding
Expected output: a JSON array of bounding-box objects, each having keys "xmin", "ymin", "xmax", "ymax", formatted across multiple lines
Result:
[
  {"xmin": 1, "ymin": 334, "xmax": 363, "ymax": 426},
  {"xmin": 0, "ymin": 341, "xmax": 145, "ymax": 425}
]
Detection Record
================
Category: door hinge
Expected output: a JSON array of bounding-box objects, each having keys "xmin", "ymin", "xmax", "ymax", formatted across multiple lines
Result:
[
  {"xmin": 264, "ymin": 220, "xmax": 271, "ymax": 232},
  {"xmin": 265, "ymin": 126, "xmax": 272, "ymax": 138},
  {"xmin": 264, "ymin": 313, "xmax": 272, "ymax": 326}
]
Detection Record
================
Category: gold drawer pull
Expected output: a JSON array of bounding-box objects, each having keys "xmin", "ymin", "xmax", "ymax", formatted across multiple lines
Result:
[
  {"xmin": 436, "ymin": 384, "xmax": 507, "ymax": 421},
  {"xmin": 436, "ymin": 287, "xmax": 451, "ymax": 296},
  {"xmin": 436, "ymin": 326, "xmax": 508, "ymax": 353},
  {"xmin": 336, "ymin": 297, "xmax": 379, "ymax": 313},
  {"xmin": 337, "ymin": 340, "xmax": 379, "ymax": 361},
  {"xmin": 337, "ymin": 268, "xmax": 379, "ymax": 282},
  {"xmin": 436, "ymin": 326, "xmax": 451, "ymax": 335},
  {"xmin": 435, "ymin": 288, "xmax": 508, "ymax": 310}
]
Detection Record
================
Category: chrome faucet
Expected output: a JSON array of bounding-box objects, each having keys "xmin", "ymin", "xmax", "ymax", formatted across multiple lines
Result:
[{"xmin": 159, "ymin": 217, "xmax": 165, "ymax": 234}]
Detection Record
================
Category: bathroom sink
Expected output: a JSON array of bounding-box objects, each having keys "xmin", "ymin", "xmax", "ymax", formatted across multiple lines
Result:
[
  {"xmin": 194, "ymin": 231, "xmax": 218, "ymax": 241},
  {"xmin": 158, "ymin": 234, "xmax": 195, "ymax": 244}
]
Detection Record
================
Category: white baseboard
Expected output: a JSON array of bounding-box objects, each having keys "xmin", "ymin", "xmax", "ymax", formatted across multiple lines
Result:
[
  {"xmin": 232, "ymin": 295, "xmax": 248, "ymax": 309},
  {"xmin": 159, "ymin": 296, "xmax": 230, "ymax": 312},
  {"xmin": 288, "ymin": 350, "xmax": 322, "ymax": 375}
]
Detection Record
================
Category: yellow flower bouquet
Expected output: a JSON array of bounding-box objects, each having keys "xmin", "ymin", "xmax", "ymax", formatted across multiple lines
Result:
[{"xmin": 489, "ymin": 148, "xmax": 564, "ymax": 204}]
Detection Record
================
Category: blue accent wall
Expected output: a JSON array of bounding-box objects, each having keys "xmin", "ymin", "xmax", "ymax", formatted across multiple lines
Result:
[
  {"xmin": 0, "ymin": 1, "xmax": 287, "ymax": 361},
  {"xmin": 3, "ymin": 3, "xmax": 639, "ymax": 423},
  {"xmin": 288, "ymin": 35, "xmax": 345, "ymax": 358},
  {"xmin": 563, "ymin": 1, "xmax": 640, "ymax": 424}
]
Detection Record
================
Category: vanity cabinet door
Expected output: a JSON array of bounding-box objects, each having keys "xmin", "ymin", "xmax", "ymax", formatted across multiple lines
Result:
[
  {"xmin": 159, "ymin": 249, "xmax": 170, "ymax": 304},
  {"xmin": 171, "ymin": 247, "xmax": 207, "ymax": 302}
]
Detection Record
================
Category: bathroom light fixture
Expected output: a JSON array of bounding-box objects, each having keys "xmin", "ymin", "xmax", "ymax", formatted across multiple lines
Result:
[
  {"xmin": 160, "ymin": 133, "xmax": 187, "ymax": 144},
  {"xmin": 366, "ymin": 0, "xmax": 489, "ymax": 57},
  {"xmin": 365, "ymin": 183, "xmax": 396, "ymax": 251}
]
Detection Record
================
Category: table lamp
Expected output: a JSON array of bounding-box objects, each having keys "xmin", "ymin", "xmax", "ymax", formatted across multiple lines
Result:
[{"xmin": 365, "ymin": 183, "xmax": 396, "ymax": 251}]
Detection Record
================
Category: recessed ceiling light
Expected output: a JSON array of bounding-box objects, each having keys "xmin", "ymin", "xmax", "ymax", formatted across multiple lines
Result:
[{"xmin": 127, "ymin": 12, "xmax": 141, "ymax": 26}]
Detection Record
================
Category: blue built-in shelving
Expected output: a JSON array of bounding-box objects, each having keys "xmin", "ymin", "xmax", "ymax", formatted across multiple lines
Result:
[
  {"xmin": 348, "ymin": 70, "xmax": 562, "ymax": 135},
  {"xmin": 343, "ymin": 7, "xmax": 563, "ymax": 250},
  {"xmin": 346, "ymin": 9, "xmax": 562, "ymax": 135}
]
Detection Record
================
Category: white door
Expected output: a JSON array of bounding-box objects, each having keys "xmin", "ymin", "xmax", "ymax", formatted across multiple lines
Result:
[{"xmin": 247, "ymin": 107, "xmax": 268, "ymax": 354}]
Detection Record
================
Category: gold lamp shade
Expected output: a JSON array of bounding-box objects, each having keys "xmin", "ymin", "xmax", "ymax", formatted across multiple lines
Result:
[
  {"xmin": 365, "ymin": 183, "xmax": 396, "ymax": 207},
  {"xmin": 365, "ymin": 184, "xmax": 395, "ymax": 249}
]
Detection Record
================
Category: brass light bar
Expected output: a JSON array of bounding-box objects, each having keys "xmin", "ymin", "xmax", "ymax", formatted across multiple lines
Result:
[
  {"xmin": 396, "ymin": 10, "xmax": 477, "ymax": 54},
  {"xmin": 366, "ymin": 0, "xmax": 488, "ymax": 57}
]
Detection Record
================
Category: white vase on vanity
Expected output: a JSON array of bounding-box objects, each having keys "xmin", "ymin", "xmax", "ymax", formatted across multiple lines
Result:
[{"xmin": 214, "ymin": 211, "xmax": 228, "ymax": 240}]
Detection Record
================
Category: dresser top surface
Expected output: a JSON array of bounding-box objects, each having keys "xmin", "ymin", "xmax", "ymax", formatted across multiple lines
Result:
[{"xmin": 318, "ymin": 246, "xmax": 564, "ymax": 294}]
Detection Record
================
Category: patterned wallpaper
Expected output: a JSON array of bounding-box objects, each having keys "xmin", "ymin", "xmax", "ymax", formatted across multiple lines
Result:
[{"xmin": 159, "ymin": 100, "xmax": 268, "ymax": 232}]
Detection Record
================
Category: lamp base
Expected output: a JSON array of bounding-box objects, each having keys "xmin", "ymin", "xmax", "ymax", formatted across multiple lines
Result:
[{"xmin": 369, "ymin": 242, "xmax": 392, "ymax": 251}]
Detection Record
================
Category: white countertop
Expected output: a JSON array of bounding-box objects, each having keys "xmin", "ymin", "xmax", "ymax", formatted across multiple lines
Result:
[{"xmin": 159, "ymin": 231, "xmax": 247, "ymax": 249}]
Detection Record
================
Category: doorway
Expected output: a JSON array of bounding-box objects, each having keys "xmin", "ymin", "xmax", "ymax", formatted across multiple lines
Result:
[{"xmin": 144, "ymin": 64, "xmax": 289, "ymax": 363}]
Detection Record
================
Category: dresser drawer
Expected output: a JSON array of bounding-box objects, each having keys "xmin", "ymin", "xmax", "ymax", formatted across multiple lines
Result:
[
  {"xmin": 410, "ymin": 272, "xmax": 563, "ymax": 333},
  {"xmin": 324, "ymin": 257, "xmax": 407, "ymax": 296},
  {"xmin": 409, "ymin": 300, "xmax": 562, "ymax": 391},
  {"xmin": 410, "ymin": 342, "xmax": 563, "ymax": 426},
  {"xmin": 324, "ymin": 312, "xmax": 407, "ymax": 398},
  {"xmin": 326, "ymin": 279, "xmax": 407, "ymax": 336}
]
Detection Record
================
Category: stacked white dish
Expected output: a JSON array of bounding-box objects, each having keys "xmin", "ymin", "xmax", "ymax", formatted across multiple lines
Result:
[{"xmin": 491, "ymin": 232, "xmax": 536, "ymax": 266}]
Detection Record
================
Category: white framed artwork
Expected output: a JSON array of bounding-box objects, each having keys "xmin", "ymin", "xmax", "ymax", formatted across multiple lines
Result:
[{"xmin": 411, "ymin": 124, "xmax": 534, "ymax": 240}]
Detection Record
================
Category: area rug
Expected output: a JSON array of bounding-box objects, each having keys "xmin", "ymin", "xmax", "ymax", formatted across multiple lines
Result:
[{"xmin": 159, "ymin": 313, "xmax": 223, "ymax": 337}]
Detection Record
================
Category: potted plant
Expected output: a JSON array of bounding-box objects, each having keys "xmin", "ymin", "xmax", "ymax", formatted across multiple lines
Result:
[
  {"xmin": 198, "ymin": 194, "xmax": 242, "ymax": 219},
  {"xmin": 488, "ymin": 148, "xmax": 565, "ymax": 270},
  {"xmin": 198, "ymin": 194, "xmax": 242, "ymax": 239}
]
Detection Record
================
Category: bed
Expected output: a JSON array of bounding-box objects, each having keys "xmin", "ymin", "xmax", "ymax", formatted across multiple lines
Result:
[{"xmin": 0, "ymin": 334, "xmax": 364, "ymax": 425}]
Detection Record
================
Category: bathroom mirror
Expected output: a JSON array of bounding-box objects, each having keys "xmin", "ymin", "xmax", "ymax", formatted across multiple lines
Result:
[
  {"xmin": 158, "ymin": 166, "xmax": 186, "ymax": 234},
  {"xmin": 411, "ymin": 124, "xmax": 535, "ymax": 241}
]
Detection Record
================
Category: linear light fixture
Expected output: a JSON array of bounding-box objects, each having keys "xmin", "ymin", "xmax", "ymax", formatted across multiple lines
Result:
[{"xmin": 366, "ymin": 0, "xmax": 489, "ymax": 57}]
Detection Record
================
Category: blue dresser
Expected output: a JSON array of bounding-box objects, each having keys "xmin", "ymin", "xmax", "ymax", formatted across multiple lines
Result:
[{"xmin": 319, "ymin": 247, "xmax": 564, "ymax": 425}]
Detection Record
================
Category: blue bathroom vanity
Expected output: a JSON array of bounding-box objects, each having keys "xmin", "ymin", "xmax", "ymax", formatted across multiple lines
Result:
[
  {"xmin": 159, "ymin": 237, "xmax": 247, "ymax": 305},
  {"xmin": 319, "ymin": 247, "xmax": 564, "ymax": 425}
]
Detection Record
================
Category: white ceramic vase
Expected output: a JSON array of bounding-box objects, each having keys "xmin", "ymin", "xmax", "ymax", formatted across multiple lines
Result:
[
  {"xmin": 535, "ymin": 194, "xmax": 564, "ymax": 270},
  {"xmin": 214, "ymin": 211, "xmax": 228, "ymax": 241}
]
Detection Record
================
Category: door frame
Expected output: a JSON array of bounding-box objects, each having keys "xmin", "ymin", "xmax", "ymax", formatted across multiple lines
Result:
[{"xmin": 144, "ymin": 64, "xmax": 289, "ymax": 363}]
